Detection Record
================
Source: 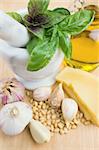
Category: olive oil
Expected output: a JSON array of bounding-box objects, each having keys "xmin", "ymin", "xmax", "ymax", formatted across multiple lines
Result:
[{"xmin": 68, "ymin": 5, "xmax": 99, "ymax": 71}]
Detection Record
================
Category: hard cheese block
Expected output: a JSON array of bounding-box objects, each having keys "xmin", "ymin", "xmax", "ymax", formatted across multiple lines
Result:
[{"xmin": 56, "ymin": 67, "xmax": 99, "ymax": 126}]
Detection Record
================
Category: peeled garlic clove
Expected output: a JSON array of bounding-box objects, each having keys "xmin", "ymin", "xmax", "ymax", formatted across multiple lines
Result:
[
  {"xmin": 33, "ymin": 87, "xmax": 51, "ymax": 101},
  {"xmin": 49, "ymin": 83, "xmax": 64, "ymax": 108},
  {"xmin": 29, "ymin": 119, "xmax": 51, "ymax": 144},
  {"xmin": 62, "ymin": 98, "xmax": 78, "ymax": 121},
  {"xmin": 0, "ymin": 78, "xmax": 25, "ymax": 105},
  {"xmin": 0, "ymin": 102, "xmax": 32, "ymax": 136}
]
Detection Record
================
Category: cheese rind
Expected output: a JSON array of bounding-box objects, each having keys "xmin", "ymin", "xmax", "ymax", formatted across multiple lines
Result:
[{"xmin": 56, "ymin": 67, "xmax": 99, "ymax": 126}]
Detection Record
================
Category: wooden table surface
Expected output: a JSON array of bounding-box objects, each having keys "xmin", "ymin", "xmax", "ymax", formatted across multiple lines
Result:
[{"xmin": 0, "ymin": 1, "xmax": 99, "ymax": 150}]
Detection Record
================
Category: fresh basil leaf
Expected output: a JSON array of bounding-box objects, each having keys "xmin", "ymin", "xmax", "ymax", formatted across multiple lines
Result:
[
  {"xmin": 23, "ymin": 14, "xmax": 34, "ymax": 26},
  {"xmin": 27, "ymin": 37, "xmax": 42, "ymax": 55},
  {"xmin": 27, "ymin": 36, "xmax": 59, "ymax": 71},
  {"xmin": 24, "ymin": 14, "xmax": 49, "ymax": 26},
  {"xmin": 50, "ymin": 25, "xmax": 58, "ymax": 41},
  {"xmin": 59, "ymin": 10, "xmax": 95, "ymax": 35},
  {"xmin": 28, "ymin": 0, "xmax": 50, "ymax": 17},
  {"xmin": 45, "ymin": 25, "xmax": 58, "ymax": 41},
  {"xmin": 58, "ymin": 30, "xmax": 72, "ymax": 59},
  {"xmin": 32, "ymin": 14, "xmax": 49, "ymax": 26},
  {"xmin": 53, "ymin": 8, "xmax": 70, "ymax": 15},
  {"xmin": 42, "ymin": 11, "xmax": 66, "ymax": 28},
  {"xmin": 7, "ymin": 12, "xmax": 23, "ymax": 23},
  {"xmin": 45, "ymin": 27, "xmax": 54, "ymax": 37},
  {"xmin": 27, "ymin": 26, "xmax": 45, "ymax": 40}
]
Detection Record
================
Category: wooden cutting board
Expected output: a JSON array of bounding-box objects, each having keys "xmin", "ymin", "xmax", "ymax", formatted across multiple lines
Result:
[{"xmin": 0, "ymin": 1, "xmax": 99, "ymax": 150}]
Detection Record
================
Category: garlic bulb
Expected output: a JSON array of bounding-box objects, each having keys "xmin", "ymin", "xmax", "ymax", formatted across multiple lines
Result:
[
  {"xmin": 33, "ymin": 87, "xmax": 51, "ymax": 101},
  {"xmin": 29, "ymin": 119, "xmax": 51, "ymax": 144},
  {"xmin": 62, "ymin": 98, "xmax": 78, "ymax": 121},
  {"xmin": 0, "ymin": 78, "xmax": 25, "ymax": 105},
  {"xmin": 49, "ymin": 83, "xmax": 64, "ymax": 108},
  {"xmin": 0, "ymin": 101, "xmax": 32, "ymax": 136}
]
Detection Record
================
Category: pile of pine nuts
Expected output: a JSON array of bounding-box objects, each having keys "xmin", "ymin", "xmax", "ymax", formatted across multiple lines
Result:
[{"xmin": 26, "ymin": 90, "xmax": 91, "ymax": 135}]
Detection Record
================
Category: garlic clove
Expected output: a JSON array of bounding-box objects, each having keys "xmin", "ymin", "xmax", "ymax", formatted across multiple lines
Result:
[
  {"xmin": 0, "ymin": 101, "xmax": 32, "ymax": 136},
  {"xmin": 33, "ymin": 87, "xmax": 51, "ymax": 101},
  {"xmin": 89, "ymin": 29, "xmax": 99, "ymax": 42},
  {"xmin": 0, "ymin": 78, "xmax": 25, "ymax": 105},
  {"xmin": 29, "ymin": 119, "xmax": 51, "ymax": 144},
  {"xmin": 49, "ymin": 83, "xmax": 64, "ymax": 108},
  {"xmin": 62, "ymin": 98, "xmax": 78, "ymax": 121}
]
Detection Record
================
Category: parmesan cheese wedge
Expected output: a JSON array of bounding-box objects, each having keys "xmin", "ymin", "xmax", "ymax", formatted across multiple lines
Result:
[{"xmin": 56, "ymin": 67, "xmax": 99, "ymax": 126}]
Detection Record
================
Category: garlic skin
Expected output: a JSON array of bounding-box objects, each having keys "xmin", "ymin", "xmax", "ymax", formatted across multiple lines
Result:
[
  {"xmin": 33, "ymin": 87, "xmax": 51, "ymax": 101},
  {"xmin": 49, "ymin": 83, "xmax": 64, "ymax": 108},
  {"xmin": 29, "ymin": 119, "xmax": 51, "ymax": 144},
  {"xmin": 62, "ymin": 98, "xmax": 78, "ymax": 121},
  {"xmin": 89, "ymin": 29, "xmax": 99, "ymax": 42},
  {"xmin": 0, "ymin": 102, "xmax": 32, "ymax": 136},
  {"xmin": 0, "ymin": 78, "xmax": 25, "ymax": 105}
]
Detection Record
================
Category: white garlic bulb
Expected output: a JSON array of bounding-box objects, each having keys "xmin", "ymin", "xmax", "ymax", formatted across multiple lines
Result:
[
  {"xmin": 0, "ymin": 102, "xmax": 32, "ymax": 136},
  {"xmin": 29, "ymin": 119, "xmax": 51, "ymax": 144},
  {"xmin": 62, "ymin": 98, "xmax": 78, "ymax": 121},
  {"xmin": 33, "ymin": 87, "xmax": 51, "ymax": 101},
  {"xmin": 49, "ymin": 83, "xmax": 64, "ymax": 108},
  {"xmin": 0, "ymin": 78, "xmax": 25, "ymax": 105}
]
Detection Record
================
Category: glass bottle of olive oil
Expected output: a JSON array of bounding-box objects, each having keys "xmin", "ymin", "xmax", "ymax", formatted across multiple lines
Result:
[{"xmin": 67, "ymin": 4, "xmax": 99, "ymax": 72}]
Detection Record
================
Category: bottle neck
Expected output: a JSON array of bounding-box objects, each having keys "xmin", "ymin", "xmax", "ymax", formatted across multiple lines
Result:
[
  {"xmin": 84, "ymin": 5, "xmax": 99, "ymax": 30},
  {"xmin": 84, "ymin": 5, "xmax": 99, "ymax": 18}
]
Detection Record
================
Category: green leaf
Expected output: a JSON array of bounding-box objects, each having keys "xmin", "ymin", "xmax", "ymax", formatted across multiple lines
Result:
[
  {"xmin": 24, "ymin": 14, "xmax": 49, "ymax": 26},
  {"xmin": 50, "ymin": 25, "xmax": 58, "ymax": 41},
  {"xmin": 28, "ymin": 0, "xmax": 50, "ymax": 17},
  {"xmin": 45, "ymin": 27, "xmax": 54, "ymax": 37},
  {"xmin": 58, "ymin": 30, "xmax": 72, "ymax": 59},
  {"xmin": 27, "ymin": 26, "xmax": 45, "ymax": 40},
  {"xmin": 42, "ymin": 11, "xmax": 66, "ymax": 28},
  {"xmin": 27, "ymin": 36, "xmax": 59, "ymax": 71},
  {"xmin": 53, "ymin": 8, "xmax": 70, "ymax": 15},
  {"xmin": 7, "ymin": 12, "xmax": 23, "ymax": 23},
  {"xmin": 59, "ymin": 10, "xmax": 95, "ymax": 36},
  {"xmin": 23, "ymin": 14, "xmax": 33, "ymax": 26},
  {"xmin": 27, "ymin": 37, "xmax": 42, "ymax": 54}
]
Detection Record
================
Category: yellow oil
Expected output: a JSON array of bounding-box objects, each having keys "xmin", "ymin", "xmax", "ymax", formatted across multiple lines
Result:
[{"xmin": 67, "ymin": 5, "xmax": 99, "ymax": 71}]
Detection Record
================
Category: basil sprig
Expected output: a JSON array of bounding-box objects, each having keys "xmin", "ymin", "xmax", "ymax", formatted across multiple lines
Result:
[
  {"xmin": 26, "ymin": 7, "xmax": 95, "ymax": 71},
  {"xmin": 24, "ymin": 0, "xmax": 69, "ymax": 40},
  {"xmin": 7, "ymin": 0, "xmax": 95, "ymax": 71}
]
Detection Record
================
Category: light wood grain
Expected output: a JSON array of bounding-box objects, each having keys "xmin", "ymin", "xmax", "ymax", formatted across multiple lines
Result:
[
  {"xmin": 0, "ymin": 0, "xmax": 99, "ymax": 150},
  {"xmin": 0, "ymin": 0, "xmax": 98, "ymax": 11},
  {"xmin": 0, "ymin": 125, "xmax": 99, "ymax": 150}
]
